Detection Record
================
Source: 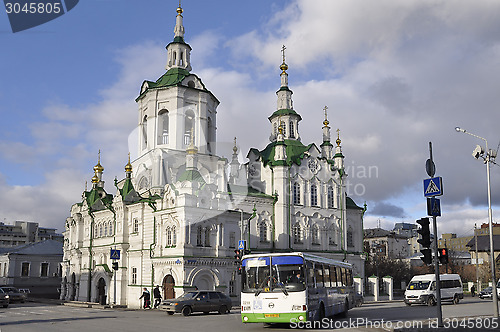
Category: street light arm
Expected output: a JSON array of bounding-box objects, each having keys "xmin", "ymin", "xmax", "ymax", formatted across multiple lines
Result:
[{"xmin": 455, "ymin": 127, "xmax": 488, "ymax": 147}]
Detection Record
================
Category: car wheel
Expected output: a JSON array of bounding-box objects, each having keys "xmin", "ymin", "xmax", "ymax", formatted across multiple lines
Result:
[
  {"xmin": 427, "ymin": 296, "xmax": 436, "ymax": 306},
  {"xmin": 218, "ymin": 305, "xmax": 228, "ymax": 314},
  {"xmin": 453, "ymin": 295, "xmax": 459, "ymax": 304},
  {"xmin": 167, "ymin": 311, "xmax": 174, "ymax": 315},
  {"xmin": 182, "ymin": 306, "xmax": 192, "ymax": 316}
]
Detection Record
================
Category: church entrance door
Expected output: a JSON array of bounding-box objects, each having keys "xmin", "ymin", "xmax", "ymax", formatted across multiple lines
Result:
[{"xmin": 162, "ymin": 275, "xmax": 175, "ymax": 299}]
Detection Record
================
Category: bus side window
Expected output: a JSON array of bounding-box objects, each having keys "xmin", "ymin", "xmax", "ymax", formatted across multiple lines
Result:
[
  {"xmin": 336, "ymin": 267, "xmax": 343, "ymax": 287},
  {"xmin": 347, "ymin": 269, "xmax": 353, "ymax": 287},
  {"xmin": 330, "ymin": 266, "xmax": 337, "ymax": 287},
  {"xmin": 306, "ymin": 262, "xmax": 315, "ymax": 288},
  {"xmin": 324, "ymin": 265, "xmax": 331, "ymax": 287},
  {"xmin": 315, "ymin": 264, "xmax": 324, "ymax": 288}
]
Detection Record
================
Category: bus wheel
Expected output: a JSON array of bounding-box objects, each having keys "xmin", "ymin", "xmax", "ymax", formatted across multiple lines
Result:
[
  {"xmin": 338, "ymin": 300, "xmax": 349, "ymax": 318},
  {"xmin": 427, "ymin": 296, "xmax": 436, "ymax": 307},
  {"xmin": 453, "ymin": 295, "xmax": 460, "ymax": 304},
  {"xmin": 182, "ymin": 306, "xmax": 192, "ymax": 316}
]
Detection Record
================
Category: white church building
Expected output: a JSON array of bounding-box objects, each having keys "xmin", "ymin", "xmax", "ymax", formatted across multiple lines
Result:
[{"xmin": 60, "ymin": 4, "xmax": 366, "ymax": 308}]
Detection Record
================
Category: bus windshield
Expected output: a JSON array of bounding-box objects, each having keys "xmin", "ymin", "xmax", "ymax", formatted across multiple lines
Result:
[{"xmin": 242, "ymin": 256, "xmax": 305, "ymax": 293}]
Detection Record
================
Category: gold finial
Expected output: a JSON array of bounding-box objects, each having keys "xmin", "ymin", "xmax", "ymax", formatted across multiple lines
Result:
[
  {"xmin": 278, "ymin": 119, "xmax": 284, "ymax": 135},
  {"xmin": 280, "ymin": 45, "xmax": 288, "ymax": 73},
  {"xmin": 186, "ymin": 127, "xmax": 198, "ymax": 155},
  {"xmin": 125, "ymin": 152, "xmax": 132, "ymax": 172},
  {"xmin": 91, "ymin": 173, "xmax": 99, "ymax": 184},
  {"xmin": 93, "ymin": 150, "xmax": 104, "ymax": 173},
  {"xmin": 177, "ymin": 0, "xmax": 183, "ymax": 15},
  {"xmin": 85, "ymin": 181, "xmax": 87, "ymax": 191},
  {"xmin": 233, "ymin": 137, "xmax": 238, "ymax": 154},
  {"xmin": 323, "ymin": 106, "xmax": 329, "ymax": 126},
  {"xmin": 336, "ymin": 128, "xmax": 341, "ymax": 146}
]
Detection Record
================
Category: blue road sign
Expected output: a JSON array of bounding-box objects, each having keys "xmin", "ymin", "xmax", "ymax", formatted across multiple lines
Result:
[
  {"xmin": 423, "ymin": 177, "xmax": 443, "ymax": 197},
  {"xmin": 427, "ymin": 197, "xmax": 441, "ymax": 217},
  {"xmin": 238, "ymin": 240, "xmax": 245, "ymax": 250},
  {"xmin": 110, "ymin": 249, "xmax": 120, "ymax": 260}
]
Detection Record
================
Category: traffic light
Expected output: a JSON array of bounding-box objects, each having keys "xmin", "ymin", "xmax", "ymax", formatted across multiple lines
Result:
[
  {"xmin": 438, "ymin": 248, "xmax": 449, "ymax": 265},
  {"xmin": 234, "ymin": 249, "xmax": 242, "ymax": 261},
  {"xmin": 417, "ymin": 218, "xmax": 431, "ymax": 248},
  {"xmin": 112, "ymin": 261, "xmax": 118, "ymax": 270},
  {"xmin": 421, "ymin": 248, "xmax": 433, "ymax": 265}
]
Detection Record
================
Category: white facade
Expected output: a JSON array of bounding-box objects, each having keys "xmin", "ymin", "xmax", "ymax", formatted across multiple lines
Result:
[{"xmin": 61, "ymin": 4, "xmax": 365, "ymax": 308}]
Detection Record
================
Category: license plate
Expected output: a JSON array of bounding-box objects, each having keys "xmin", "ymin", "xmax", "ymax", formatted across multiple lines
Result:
[{"xmin": 265, "ymin": 314, "xmax": 279, "ymax": 318}]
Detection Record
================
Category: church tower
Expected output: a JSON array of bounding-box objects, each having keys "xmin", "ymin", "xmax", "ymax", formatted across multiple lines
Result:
[{"xmin": 132, "ymin": 4, "xmax": 220, "ymax": 192}]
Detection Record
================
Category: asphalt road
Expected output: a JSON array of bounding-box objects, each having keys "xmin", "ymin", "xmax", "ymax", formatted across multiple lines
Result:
[{"xmin": 0, "ymin": 297, "xmax": 499, "ymax": 332}]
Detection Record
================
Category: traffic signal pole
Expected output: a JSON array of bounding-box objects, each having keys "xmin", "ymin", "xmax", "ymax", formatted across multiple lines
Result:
[{"xmin": 432, "ymin": 214, "xmax": 443, "ymax": 327}]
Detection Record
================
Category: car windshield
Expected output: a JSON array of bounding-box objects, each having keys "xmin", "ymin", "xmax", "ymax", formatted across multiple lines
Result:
[
  {"xmin": 242, "ymin": 256, "xmax": 305, "ymax": 293},
  {"xmin": 407, "ymin": 281, "xmax": 431, "ymax": 290},
  {"xmin": 176, "ymin": 292, "xmax": 197, "ymax": 300}
]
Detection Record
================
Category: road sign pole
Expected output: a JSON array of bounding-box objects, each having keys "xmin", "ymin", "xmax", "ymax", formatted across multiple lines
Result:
[
  {"xmin": 428, "ymin": 142, "xmax": 443, "ymax": 327},
  {"xmin": 432, "ymin": 214, "xmax": 443, "ymax": 326},
  {"xmin": 114, "ymin": 246, "xmax": 117, "ymax": 305}
]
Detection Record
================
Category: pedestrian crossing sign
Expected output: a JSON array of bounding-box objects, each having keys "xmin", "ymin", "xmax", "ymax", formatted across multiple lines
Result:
[
  {"xmin": 423, "ymin": 177, "xmax": 443, "ymax": 197},
  {"xmin": 110, "ymin": 249, "xmax": 120, "ymax": 260}
]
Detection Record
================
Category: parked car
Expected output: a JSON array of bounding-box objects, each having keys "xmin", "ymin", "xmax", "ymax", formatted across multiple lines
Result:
[
  {"xmin": 0, "ymin": 287, "xmax": 26, "ymax": 303},
  {"xmin": 161, "ymin": 291, "xmax": 232, "ymax": 316},
  {"xmin": 0, "ymin": 288, "xmax": 9, "ymax": 308},
  {"xmin": 479, "ymin": 287, "xmax": 493, "ymax": 299}
]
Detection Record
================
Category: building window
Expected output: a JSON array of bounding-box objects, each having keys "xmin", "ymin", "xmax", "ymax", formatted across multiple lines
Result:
[
  {"xmin": 229, "ymin": 232, "xmax": 236, "ymax": 248},
  {"xmin": 328, "ymin": 226, "xmax": 336, "ymax": 245},
  {"xmin": 184, "ymin": 110, "xmax": 195, "ymax": 146},
  {"xmin": 347, "ymin": 226, "xmax": 354, "ymax": 248},
  {"xmin": 166, "ymin": 226, "xmax": 172, "ymax": 247},
  {"xmin": 328, "ymin": 186, "xmax": 334, "ymax": 209},
  {"xmin": 289, "ymin": 121, "xmax": 295, "ymax": 138},
  {"xmin": 132, "ymin": 267, "xmax": 137, "ymax": 285},
  {"xmin": 293, "ymin": 223, "xmax": 302, "ymax": 244},
  {"xmin": 197, "ymin": 226, "xmax": 203, "ymax": 246},
  {"xmin": 172, "ymin": 226, "xmax": 176, "ymax": 246},
  {"xmin": 158, "ymin": 109, "xmax": 169, "ymax": 145},
  {"xmin": 293, "ymin": 182, "xmax": 301, "ymax": 205},
  {"xmin": 204, "ymin": 227, "xmax": 211, "ymax": 247},
  {"xmin": 109, "ymin": 221, "xmax": 113, "ymax": 236},
  {"xmin": 40, "ymin": 262, "xmax": 49, "ymax": 277},
  {"xmin": 218, "ymin": 224, "xmax": 223, "ymax": 247},
  {"xmin": 312, "ymin": 224, "xmax": 320, "ymax": 245},
  {"xmin": 259, "ymin": 222, "xmax": 268, "ymax": 243},
  {"xmin": 21, "ymin": 262, "xmax": 30, "ymax": 277},
  {"xmin": 311, "ymin": 184, "xmax": 318, "ymax": 206},
  {"xmin": 142, "ymin": 115, "xmax": 148, "ymax": 149},
  {"xmin": 229, "ymin": 278, "xmax": 235, "ymax": 297},
  {"xmin": 280, "ymin": 120, "xmax": 286, "ymax": 136},
  {"xmin": 133, "ymin": 219, "xmax": 139, "ymax": 233}
]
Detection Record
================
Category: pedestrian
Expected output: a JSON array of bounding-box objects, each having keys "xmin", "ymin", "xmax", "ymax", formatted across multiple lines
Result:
[
  {"xmin": 139, "ymin": 287, "xmax": 151, "ymax": 309},
  {"xmin": 153, "ymin": 285, "xmax": 162, "ymax": 309},
  {"xmin": 471, "ymin": 284, "xmax": 476, "ymax": 297}
]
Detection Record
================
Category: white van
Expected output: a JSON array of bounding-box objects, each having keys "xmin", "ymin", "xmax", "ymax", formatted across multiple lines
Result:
[{"xmin": 404, "ymin": 274, "xmax": 463, "ymax": 306}]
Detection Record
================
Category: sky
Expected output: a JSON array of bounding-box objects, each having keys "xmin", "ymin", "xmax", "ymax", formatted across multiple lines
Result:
[{"xmin": 1, "ymin": 0, "xmax": 500, "ymax": 239}]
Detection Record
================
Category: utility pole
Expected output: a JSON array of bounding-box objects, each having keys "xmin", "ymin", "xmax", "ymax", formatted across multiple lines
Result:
[{"xmin": 475, "ymin": 224, "xmax": 480, "ymax": 292}]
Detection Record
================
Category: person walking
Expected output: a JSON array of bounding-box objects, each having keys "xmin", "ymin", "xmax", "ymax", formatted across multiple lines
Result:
[
  {"xmin": 153, "ymin": 285, "xmax": 162, "ymax": 309},
  {"xmin": 139, "ymin": 287, "xmax": 151, "ymax": 309},
  {"xmin": 471, "ymin": 284, "xmax": 476, "ymax": 297}
]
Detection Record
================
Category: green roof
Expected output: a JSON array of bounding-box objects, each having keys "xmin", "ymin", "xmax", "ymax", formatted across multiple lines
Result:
[
  {"xmin": 346, "ymin": 196, "xmax": 363, "ymax": 210},
  {"xmin": 252, "ymin": 139, "xmax": 314, "ymax": 167},
  {"xmin": 136, "ymin": 67, "xmax": 191, "ymax": 101},
  {"xmin": 268, "ymin": 108, "xmax": 302, "ymax": 121},
  {"xmin": 177, "ymin": 169, "xmax": 206, "ymax": 184},
  {"xmin": 84, "ymin": 188, "xmax": 114, "ymax": 213}
]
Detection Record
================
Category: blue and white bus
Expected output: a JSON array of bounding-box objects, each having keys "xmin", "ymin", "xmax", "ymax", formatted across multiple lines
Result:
[{"xmin": 240, "ymin": 252, "xmax": 354, "ymax": 324}]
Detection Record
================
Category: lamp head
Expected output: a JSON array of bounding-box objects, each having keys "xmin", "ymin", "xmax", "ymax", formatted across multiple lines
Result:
[{"xmin": 455, "ymin": 127, "xmax": 466, "ymax": 133}]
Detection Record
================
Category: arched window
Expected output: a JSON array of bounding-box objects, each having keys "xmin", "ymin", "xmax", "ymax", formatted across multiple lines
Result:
[
  {"xmin": 204, "ymin": 227, "xmax": 211, "ymax": 247},
  {"xmin": 142, "ymin": 115, "xmax": 148, "ymax": 149},
  {"xmin": 94, "ymin": 224, "xmax": 98, "ymax": 237},
  {"xmin": 158, "ymin": 109, "xmax": 169, "ymax": 145},
  {"xmin": 104, "ymin": 222, "xmax": 108, "ymax": 237},
  {"xmin": 293, "ymin": 223, "xmax": 302, "ymax": 244},
  {"xmin": 289, "ymin": 121, "xmax": 295, "ymax": 138},
  {"xmin": 184, "ymin": 110, "xmax": 195, "ymax": 146},
  {"xmin": 311, "ymin": 184, "xmax": 318, "ymax": 206},
  {"xmin": 259, "ymin": 222, "xmax": 268, "ymax": 243},
  {"xmin": 166, "ymin": 226, "xmax": 172, "ymax": 247},
  {"xmin": 172, "ymin": 225, "xmax": 177, "ymax": 246},
  {"xmin": 280, "ymin": 120, "xmax": 286, "ymax": 137},
  {"xmin": 99, "ymin": 223, "xmax": 103, "ymax": 237},
  {"xmin": 196, "ymin": 226, "xmax": 202, "ymax": 246},
  {"xmin": 109, "ymin": 221, "xmax": 113, "ymax": 236},
  {"xmin": 312, "ymin": 224, "xmax": 320, "ymax": 244},
  {"xmin": 218, "ymin": 223, "xmax": 223, "ymax": 246},
  {"xmin": 293, "ymin": 182, "xmax": 301, "ymax": 205},
  {"xmin": 328, "ymin": 186, "xmax": 334, "ymax": 209}
]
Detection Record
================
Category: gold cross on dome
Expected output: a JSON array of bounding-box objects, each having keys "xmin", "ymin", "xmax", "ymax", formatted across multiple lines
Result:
[
  {"xmin": 281, "ymin": 45, "xmax": 286, "ymax": 63},
  {"xmin": 323, "ymin": 105, "xmax": 328, "ymax": 120}
]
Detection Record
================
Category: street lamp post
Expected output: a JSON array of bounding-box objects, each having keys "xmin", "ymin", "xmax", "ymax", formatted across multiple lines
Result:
[{"xmin": 455, "ymin": 127, "xmax": 498, "ymax": 317}]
